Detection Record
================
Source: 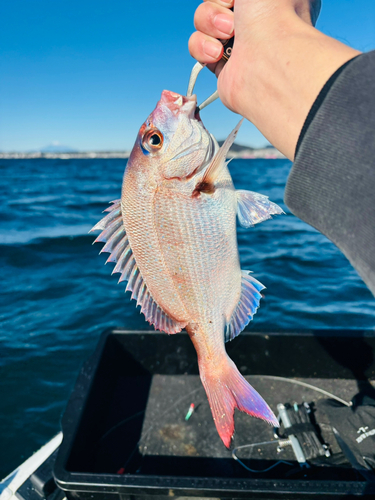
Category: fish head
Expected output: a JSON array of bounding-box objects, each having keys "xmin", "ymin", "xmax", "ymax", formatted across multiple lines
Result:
[{"xmin": 129, "ymin": 90, "xmax": 215, "ymax": 183}]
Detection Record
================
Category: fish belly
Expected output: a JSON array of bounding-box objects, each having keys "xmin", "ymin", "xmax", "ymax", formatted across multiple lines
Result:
[{"xmin": 153, "ymin": 182, "xmax": 241, "ymax": 332}]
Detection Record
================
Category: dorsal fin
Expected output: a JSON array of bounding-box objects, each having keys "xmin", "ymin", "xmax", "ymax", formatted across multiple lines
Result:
[
  {"xmin": 200, "ymin": 118, "xmax": 243, "ymax": 186},
  {"xmin": 224, "ymin": 271, "xmax": 265, "ymax": 342},
  {"xmin": 90, "ymin": 200, "xmax": 185, "ymax": 334}
]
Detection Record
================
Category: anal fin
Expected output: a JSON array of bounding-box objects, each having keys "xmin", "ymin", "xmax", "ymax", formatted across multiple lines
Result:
[{"xmin": 225, "ymin": 271, "xmax": 265, "ymax": 342}]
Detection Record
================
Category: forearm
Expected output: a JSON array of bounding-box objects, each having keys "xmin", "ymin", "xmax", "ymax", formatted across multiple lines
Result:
[{"xmin": 285, "ymin": 51, "xmax": 375, "ymax": 295}]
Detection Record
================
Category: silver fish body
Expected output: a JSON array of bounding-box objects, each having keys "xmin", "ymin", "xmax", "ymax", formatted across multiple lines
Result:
[{"xmin": 92, "ymin": 90, "xmax": 284, "ymax": 446}]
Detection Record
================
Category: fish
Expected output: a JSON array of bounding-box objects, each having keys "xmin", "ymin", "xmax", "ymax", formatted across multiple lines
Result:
[{"xmin": 91, "ymin": 90, "xmax": 284, "ymax": 447}]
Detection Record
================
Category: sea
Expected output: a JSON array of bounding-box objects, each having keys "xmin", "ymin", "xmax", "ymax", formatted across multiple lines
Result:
[{"xmin": 0, "ymin": 157, "xmax": 374, "ymax": 478}]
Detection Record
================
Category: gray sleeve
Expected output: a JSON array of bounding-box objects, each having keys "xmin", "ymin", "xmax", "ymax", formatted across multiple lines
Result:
[{"xmin": 285, "ymin": 51, "xmax": 375, "ymax": 296}]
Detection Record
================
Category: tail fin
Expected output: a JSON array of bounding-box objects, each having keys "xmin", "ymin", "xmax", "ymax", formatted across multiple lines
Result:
[{"xmin": 200, "ymin": 356, "xmax": 279, "ymax": 448}]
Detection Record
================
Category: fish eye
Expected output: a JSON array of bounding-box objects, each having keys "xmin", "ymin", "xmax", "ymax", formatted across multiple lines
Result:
[
  {"xmin": 142, "ymin": 128, "xmax": 164, "ymax": 153},
  {"xmin": 150, "ymin": 134, "xmax": 161, "ymax": 146}
]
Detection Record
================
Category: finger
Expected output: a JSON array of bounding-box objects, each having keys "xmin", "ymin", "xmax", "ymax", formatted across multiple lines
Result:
[
  {"xmin": 203, "ymin": 0, "xmax": 234, "ymax": 7},
  {"xmin": 189, "ymin": 31, "xmax": 224, "ymax": 65},
  {"xmin": 194, "ymin": 2, "xmax": 234, "ymax": 40},
  {"xmin": 205, "ymin": 60, "xmax": 225, "ymax": 79},
  {"xmin": 213, "ymin": 59, "xmax": 226, "ymax": 78}
]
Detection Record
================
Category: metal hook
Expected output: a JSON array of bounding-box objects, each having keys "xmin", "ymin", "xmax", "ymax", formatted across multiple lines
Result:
[
  {"xmin": 197, "ymin": 90, "xmax": 219, "ymax": 111},
  {"xmin": 187, "ymin": 61, "xmax": 206, "ymax": 97},
  {"xmin": 187, "ymin": 62, "xmax": 219, "ymax": 111}
]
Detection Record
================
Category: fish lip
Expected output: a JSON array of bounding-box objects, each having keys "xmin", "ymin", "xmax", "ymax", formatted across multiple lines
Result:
[
  {"xmin": 181, "ymin": 94, "xmax": 197, "ymax": 118},
  {"xmin": 160, "ymin": 90, "xmax": 197, "ymax": 118}
]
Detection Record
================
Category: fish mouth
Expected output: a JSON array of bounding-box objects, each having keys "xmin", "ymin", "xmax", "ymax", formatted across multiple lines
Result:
[
  {"xmin": 160, "ymin": 90, "xmax": 197, "ymax": 118},
  {"xmin": 160, "ymin": 90, "xmax": 215, "ymax": 164},
  {"xmin": 158, "ymin": 90, "xmax": 216, "ymax": 179}
]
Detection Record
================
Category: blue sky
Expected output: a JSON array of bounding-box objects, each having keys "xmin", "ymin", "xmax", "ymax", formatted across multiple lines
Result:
[{"xmin": 1, "ymin": 0, "xmax": 375, "ymax": 152}]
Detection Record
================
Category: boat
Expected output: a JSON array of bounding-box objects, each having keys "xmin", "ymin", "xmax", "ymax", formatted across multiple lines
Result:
[{"xmin": 1, "ymin": 328, "xmax": 375, "ymax": 499}]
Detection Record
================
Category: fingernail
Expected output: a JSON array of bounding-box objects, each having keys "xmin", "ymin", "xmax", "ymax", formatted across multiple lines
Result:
[
  {"xmin": 203, "ymin": 40, "xmax": 222, "ymax": 59},
  {"xmin": 213, "ymin": 14, "xmax": 234, "ymax": 36}
]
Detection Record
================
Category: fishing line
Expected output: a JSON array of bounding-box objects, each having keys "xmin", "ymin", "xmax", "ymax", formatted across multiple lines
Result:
[
  {"xmin": 111, "ymin": 376, "xmax": 351, "ymax": 473},
  {"xmin": 233, "ymin": 376, "xmax": 352, "ymax": 474},
  {"xmin": 232, "ymin": 440, "xmax": 294, "ymax": 473},
  {"xmin": 247, "ymin": 375, "xmax": 352, "ymax": 407},
  {"xmin": 96, "ymin": 410, "xmax": 145, "ymax": 447}
]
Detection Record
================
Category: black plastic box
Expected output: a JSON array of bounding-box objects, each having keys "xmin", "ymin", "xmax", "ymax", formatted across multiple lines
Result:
[{"xmin": 54, "ymin": 329, "xmax": 375, "ymax": 499}]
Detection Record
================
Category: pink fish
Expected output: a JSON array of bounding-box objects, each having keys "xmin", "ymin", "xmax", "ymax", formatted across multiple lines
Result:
[{"xmin": 91, "ymin": 90, "xmax": 283, "ymax": 447}]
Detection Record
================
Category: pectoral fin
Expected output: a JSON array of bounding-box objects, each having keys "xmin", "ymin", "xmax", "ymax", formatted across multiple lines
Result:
[{"xmin": 236, "ymin": 190, "xmax": 284, "ymax": 228}]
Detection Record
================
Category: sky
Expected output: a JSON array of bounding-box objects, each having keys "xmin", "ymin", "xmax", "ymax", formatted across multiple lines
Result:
[{"xmin": 1, "ymin": 0, "xmax": 375, "ymax": 152}]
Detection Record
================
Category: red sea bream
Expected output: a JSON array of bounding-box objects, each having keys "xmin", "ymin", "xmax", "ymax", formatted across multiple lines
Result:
[{"xmin": 91, "ymin": 90, "xmax": 283, "ymax": 447}]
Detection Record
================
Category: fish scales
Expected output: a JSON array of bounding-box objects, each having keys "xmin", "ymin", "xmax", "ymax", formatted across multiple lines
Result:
[
  {"xmin": 154, "ymin": 182, "xmax": 239, "ymax": 326},
  {"xmin": 122, "ymin": 169, "xmax": 188, "ymax": 322},
  {"xmin": 92, "ymin": 89, "xmax": 284, "ymax": 447}
]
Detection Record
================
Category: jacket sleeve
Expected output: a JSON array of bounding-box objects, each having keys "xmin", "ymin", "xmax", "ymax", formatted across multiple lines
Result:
[{"xmin": 285, "ymin": 51, "xmax": 375, "ymax": 296}]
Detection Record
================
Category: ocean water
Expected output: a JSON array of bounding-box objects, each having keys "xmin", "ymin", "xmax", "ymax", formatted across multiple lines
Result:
[{"xmin": 0, "ymin": 157, "xmax": 374, "ymax": 477}]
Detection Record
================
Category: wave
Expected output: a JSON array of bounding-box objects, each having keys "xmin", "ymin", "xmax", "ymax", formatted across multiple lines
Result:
[{"xmin": 0, "ymin": 225, "xmax": 93, "ymax": 245}]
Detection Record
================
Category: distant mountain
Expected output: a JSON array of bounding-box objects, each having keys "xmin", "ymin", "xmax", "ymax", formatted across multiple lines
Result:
[
  {"xmin": 215, "ymin": 140, "xmax": 284, "ymax": 159},
  {"xmin": 218, "ymin": 140, "xmax": 276, "ymax": 152},
  {"xmin": 39, "ymin": 143, "xmax": 78, "ymax": 153},
  {"xmin": 217, "ymin": 140, "xmax": 254, "ymax": 152}
]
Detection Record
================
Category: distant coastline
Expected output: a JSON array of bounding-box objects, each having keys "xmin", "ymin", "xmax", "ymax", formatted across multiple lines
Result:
[
  {"xmin": 0, "ymin": 151, "xmax": 131, "ymax": 160},
  {"xmin": 0, "ymin": 143, "xmax": 285, "ymax": 160}
]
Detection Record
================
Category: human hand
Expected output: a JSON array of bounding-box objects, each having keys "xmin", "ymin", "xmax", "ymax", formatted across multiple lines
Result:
[
  {"xmin": 189, "ymin": 0, "xmax": 360, "ymax": 159},
  {"xmin": 189, "ymin": 0, "xmax": 318, "ymax": 108}
]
